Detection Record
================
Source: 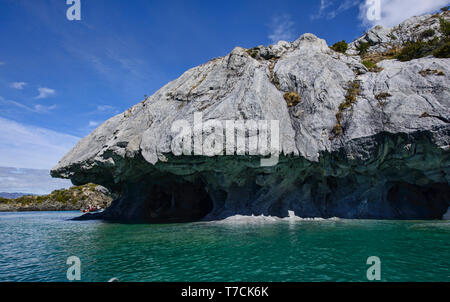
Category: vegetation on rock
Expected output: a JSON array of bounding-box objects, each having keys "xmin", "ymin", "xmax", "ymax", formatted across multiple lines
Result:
[
  {"xmin": 397, "ymin": 17, "xmax": 450, "ymax": 61},
  {"xmin": 331, "ymin": 80, "xmax": 361, "ymax": 139},
  {"xmin": 0, "ymin": 184, "xmax": 113, "ymax": 212},
  {"xmin": 356, "ymin": 42, "xmax": 370, "ymax": 55},
  {"xmin": 330, "ymin": 40, "xmax": 348, "ymax": 53},
  {"xmin": 283, "ymin": 92, "xmax": 302, "ymax": 107},
  {"xmin": 375, "ymin": 92, "xmax": 392, "ymax": 101},
  {"xmin": 362, "ymin": 60, "xmax": 384, "ymax": 72},
  {"xmin": 419, "ymin": 69, "xmax": 445, "ymax": 76}
]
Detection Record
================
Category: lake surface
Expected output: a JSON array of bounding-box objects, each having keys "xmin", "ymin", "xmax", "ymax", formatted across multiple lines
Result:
[{"xmin": 0, "ymin": 211, "xmax": 448, "ymax": 282}]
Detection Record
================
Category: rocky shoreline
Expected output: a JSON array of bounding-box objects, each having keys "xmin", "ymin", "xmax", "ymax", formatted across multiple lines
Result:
[{"xmin": 0, "ymin": 184, "xmax": 114, "ymax": 212}]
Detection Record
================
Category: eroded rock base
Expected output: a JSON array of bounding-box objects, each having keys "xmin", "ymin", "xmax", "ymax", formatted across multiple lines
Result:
[{"xmin": 73, "ymin": 132, "xmax": 450, "ymax": 223}]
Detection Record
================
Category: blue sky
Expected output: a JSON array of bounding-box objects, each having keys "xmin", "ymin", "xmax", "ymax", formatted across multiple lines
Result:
[{"xmin": 0, "ymin": 0, "xmax": 448, "ymax": 173}]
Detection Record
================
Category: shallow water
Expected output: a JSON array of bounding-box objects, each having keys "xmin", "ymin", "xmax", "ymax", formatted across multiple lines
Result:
[{"xmin": 0, "ymin": 211, "xmax": 448, "ymax": 282}]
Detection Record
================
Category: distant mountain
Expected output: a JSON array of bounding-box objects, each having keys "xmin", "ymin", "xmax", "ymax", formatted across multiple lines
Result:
[{"xmin": 0, "ymin": 192, "xmax": 34, "ymax": 199}]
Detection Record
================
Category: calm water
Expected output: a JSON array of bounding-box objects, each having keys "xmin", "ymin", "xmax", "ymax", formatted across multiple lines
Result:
[{"xmin": 0, "ymin": 211, "xmax": 448, "ymax": 282}]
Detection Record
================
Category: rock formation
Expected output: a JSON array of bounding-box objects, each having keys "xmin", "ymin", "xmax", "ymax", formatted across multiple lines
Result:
[{"xmin": 51, "ymin": 12, "xmax": 450, "ymax": 222}]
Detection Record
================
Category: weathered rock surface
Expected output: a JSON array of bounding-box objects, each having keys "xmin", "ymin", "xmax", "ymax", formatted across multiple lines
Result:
[
  {"xmin": 348, "ymin": 11, "xmax": 449, "ymax": 54},
  {"xmin": 52, "ymin": 13, "xmax": 450, "ymax": 222}
]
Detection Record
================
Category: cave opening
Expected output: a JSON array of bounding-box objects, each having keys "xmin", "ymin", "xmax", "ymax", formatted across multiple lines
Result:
[
  {"xmin": 143, "ymin": 180, "xmax": 213, "ymax": 223},
  {"xmin": 387, "ymin": 182, "xmax": 450, "ymax": 219}
]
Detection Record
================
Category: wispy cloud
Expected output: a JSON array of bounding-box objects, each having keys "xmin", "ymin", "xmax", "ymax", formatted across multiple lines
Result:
[
  {"xmin": 4, "ymin": 98, "xmax": 57, "ymax": 113},
  {"xmin": 359, "ymin": 0, "xmax": 449, "ymax": 28},
  {"xmin": 311, "ymin": 0, "xmax": 446, "ymax": 28},
  {"xmin": 0, "ymin": 166, "xmax": 72, "ymax": 195},
  {"xmin": 97, "ymin": 105, "xmax": 118, "ymax": 113},
  {"xmin": 268, "ymin": 14, "xmax": 296, "ymax": 43},
  {"xmin": 0, "ymin": 117, "xmax": 80, "ymax": 170},
  {"xmin": 311, "ymin": 0, "xmax": 335, "ymax": 20},
  {"xmin": 88, "ymin": 121, "xmax": 100, "ymax": 127},
  {"xmin": 11, "ymin": 82, "xmax": 27, "ymax": 90},
  {"xmin": 36, "ymin": 87, "xmax": 56, "ymax": 99},
  {"xmin": 311, "ymin": 0, "xmax": 360, "ymax": 20},
  {"xmin": 0, "ymin": 61, "xmax": 5, "ymax": 66}
]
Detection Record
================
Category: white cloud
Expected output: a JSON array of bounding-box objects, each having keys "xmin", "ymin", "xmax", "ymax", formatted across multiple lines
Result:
[
  {"xmin": 36, "ymin": 87, "xmax": 56, "ymax": 99},
  {"xmin": 268, "ymin": 14, "xmax": 296, "ymax": 43},
  {"xmin": 33, "ymin": 103, "xmax": 57, "ymax": 113},
  {"xmin": 312, "ymin": 0, "xmax": 361, "ymax": 20},
  {"xmin": 311, "ymin": 0, "xmax": 335, "ymax": 20},
  {"xmin": 0, "ymin": 61, "xmax": 5, "ymax": 66},
  {"xmin": 5, "ymin": 99, "xmax": 57, "ymax": 113},
  {"xmin": 11, "ymin": 82, "xmax": 27, "ymax": 90},
  {"xmin": 97, "ymin": 105, "xmax": 118, "ymax": 113},
  {"xmin": 359, "ymin": 0, "xmax": 449, "ymax": 28},
  {"xmin": 0, "ymin": 117, "xmax": 80, "ymax": 170},
  {"xmin": 311, "ymin": 0, "xmax": 446, "ymax": 28},
  {"xmin": 88, "ymin": 121, "xmax": 100, "ymax": 127},
  {"xmin": 0, "ymin": 167, "xmax": 72, "ymax": 195}
]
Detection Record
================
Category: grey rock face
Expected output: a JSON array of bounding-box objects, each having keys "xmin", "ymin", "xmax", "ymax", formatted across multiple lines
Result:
[
  {"xmin": 348, "ymin": 12, "xmax": 449, "ymax": 54},
  {"xmin": 52, "ymin": 14, "xmax": 450, "ymax": 222}
]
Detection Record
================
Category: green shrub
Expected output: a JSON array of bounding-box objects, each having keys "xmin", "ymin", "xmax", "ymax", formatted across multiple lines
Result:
[
  {"xmin": 397, "ymin": 41, "xmax": 437, "ymax": 61},
  {"xmin": 246, "ymin": 48, "xmax": 259, "ymax": 59},
  {"xmin": 433, "ymin": 40, "xmax": 450, "ymax": 58},
  {"xmin": 362, "ymin": 60, "xmax": 383, "ymax": 72},
  {"xmin": 419, "ymin": 29, "xmax": 435, "ymax": 40},
  {"xmin": 441, "ymin": 6, "xmax": 449, "ymax": 12},
  {"xmin": 440, "ymin": 17, "xmax": 450, "ymax": 37},
  {"xmin": 330, "ymin": 40, "xmax": 348, "ymax": 53},
  {"xmin": 357, "ymin": 42, "xmax": 370, "ymax": 55}
]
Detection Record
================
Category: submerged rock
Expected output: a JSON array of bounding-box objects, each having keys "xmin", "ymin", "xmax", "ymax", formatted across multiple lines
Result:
[{"xmin": 52, "ymin": 14, "xmax": 450, "ymax": 222}]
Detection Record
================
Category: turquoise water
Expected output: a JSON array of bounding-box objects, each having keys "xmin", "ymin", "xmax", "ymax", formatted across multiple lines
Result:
[{"xmin": 0, "ymin": 211, "xmax": 448, "ymax": 282}]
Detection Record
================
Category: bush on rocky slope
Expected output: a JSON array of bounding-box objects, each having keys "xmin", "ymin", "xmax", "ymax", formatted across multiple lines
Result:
[
  {"xmin": 433, "ymin": 40, "xmax": 450, "ymax": 58},
  {"xmin": 397, "ymin": 17, "xmax": 450, "ymax": 61},
  {"xmin": 356, "ymin": 42, "xmax": 370, "ymax": 55},
  {"xmin": 330, "ymin": 40, "xmax": 348, "ymax": 53}
]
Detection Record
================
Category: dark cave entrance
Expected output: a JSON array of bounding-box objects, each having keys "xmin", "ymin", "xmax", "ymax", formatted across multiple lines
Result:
[
  {"xmin": 143, "ymin": 180, "xmax": 213, "ymax": 223},
  {"xmin": 387, "ymin": 182, "xmax": 450, "ymax": 219}
]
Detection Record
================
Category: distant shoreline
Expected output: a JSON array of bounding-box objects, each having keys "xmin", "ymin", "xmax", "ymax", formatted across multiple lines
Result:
[{"xmin": 0, "ymin": 184, "xmax": 113, "ymax": 213}]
